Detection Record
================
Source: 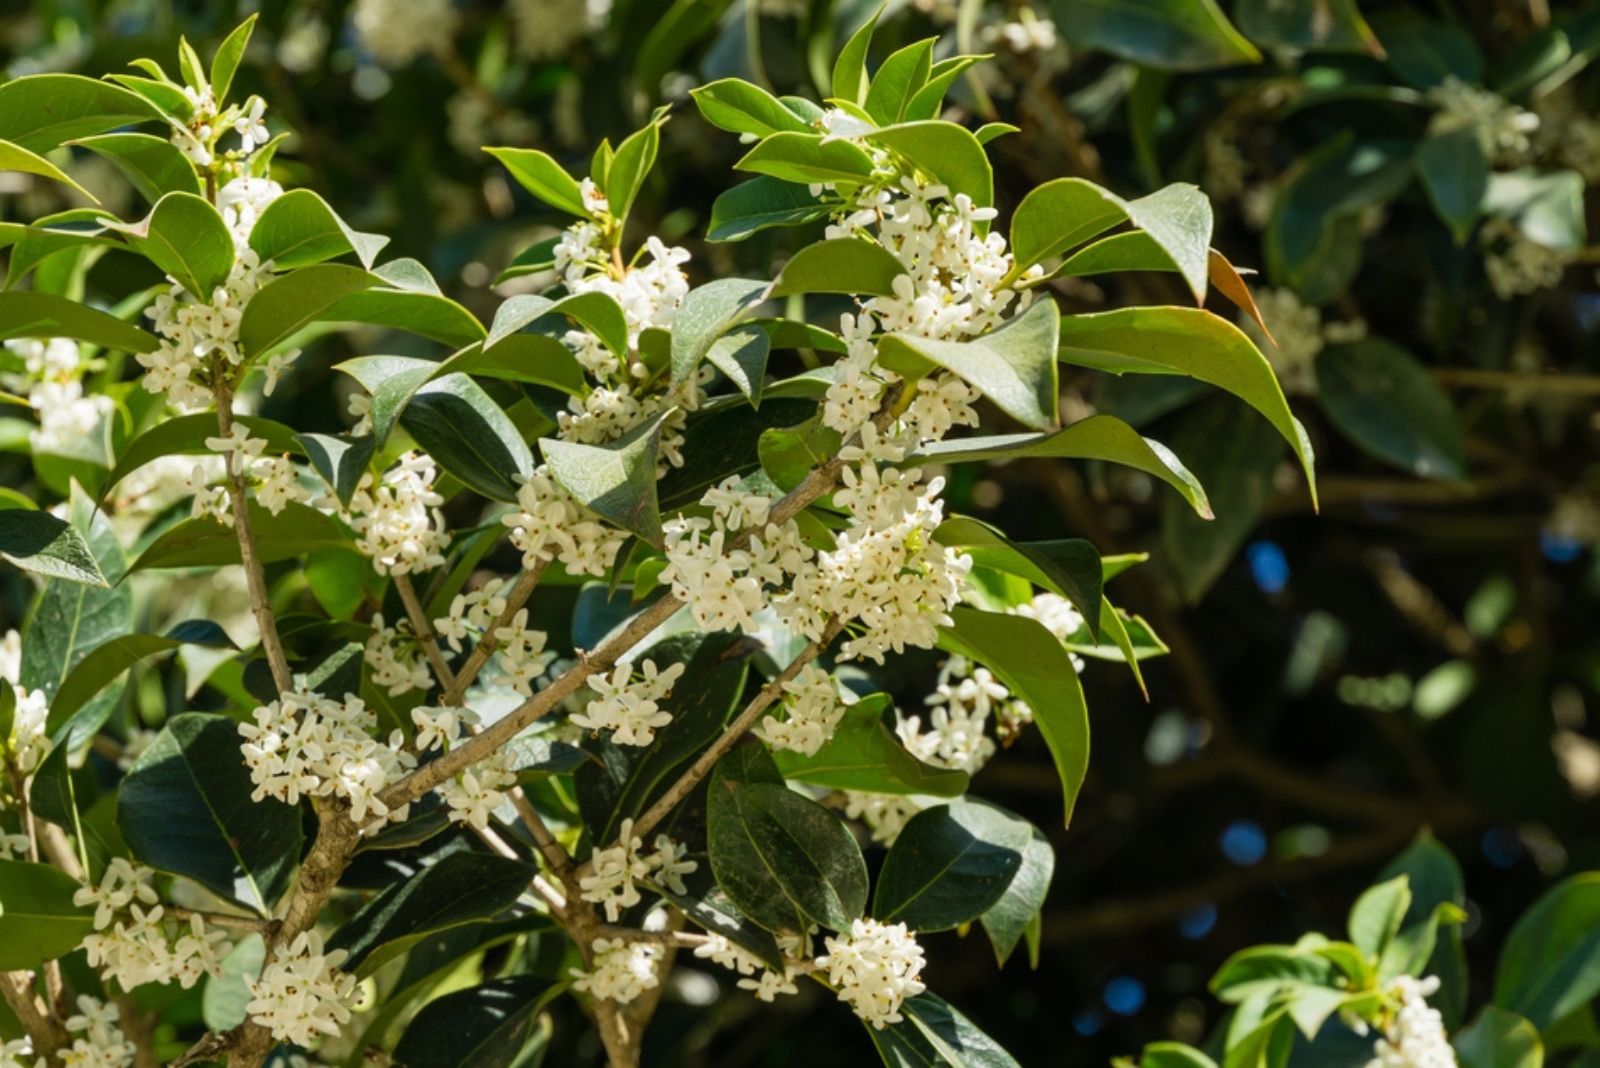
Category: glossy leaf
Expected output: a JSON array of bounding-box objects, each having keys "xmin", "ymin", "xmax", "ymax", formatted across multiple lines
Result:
[
  {"xmin": 1056, "ymin": 0, "xmax": 1262, "ymax": 70},
  {"xmin": 239, "ymin": 264, "xmax": 381, "ymax": 357},
  {"xmin": 832, "ymin": 7, "xmax": 882, "ymax": 105},
  {"xmin": 0, "ymin": 509, "xmax": 106, "ymax": 586},
  {"xmin": 708, "ymin": 176, "xmax": 834, "ymax": 242},
  {"xmin": 772, "ymin": 238, "xmax": 907, "ymax": 298},
  {"xmin": 1317, "ymin": 338, "xmax": 1465, "ymax": 480},
  {"xmin": 117, "ymin": 713, "xmax": 303, "ymax": 914},
  {"xmin": 116, "ymin": 191, "xmax": 235, "ymax": 297},
  {"xmin": 1009, "ymin": 177, "xmax": 1130, "ymax": 272},
  {"xmin": 879, "ymin": 298, "xmax": 1059, "ymax": 431},
  {"xmin": 933, "ymin": 516, "xmax": 1102, "ymax": 635},
  {"xmin": 870, "ymin": 993, "xmax": 1023, "ymax": 1068},
  {"xmin": 58, "ymin": 130, "xmax": 200, "ymax": 202},
  {"xmin": 939, "ymin": 607, "xmax": 1090, "ymax": 825},
  {"xmin": 393, "ymin": 977, "xmax": 562, "ymax": 1068},
  {"xmin": 670, "ymin": 278, "xmax": 770, "ymax": 386},
  {"xmin": 772, "ymin": 693, "xmax": 969, "ymax": 797},
  {"xmin": 486, "ymin": 290, "xmax": 628, "ymax": 356},
  {"xmin": 736, "ymin": 132, "xmax": 878, "ymax": 186},
  {"xmin": 542, "ymin": 411, "xmax": 669, "ymax": 544},
  {"xmin": 400, "ymin": 374, "xmax": 534, "ymax": 502},
  {"xmin": 875, "ymin": 799, "xmax": 1032, "ymax": 931},
  {"xmin": 1493, "ymin": 872, "xmax": 1600, "ymax": 1030},
  {"xmin": 0, "ymin": 138, "xmax": 97, "ymax": 201},
  {"xmin": 0, "ymin": 75, "xmax": 160, "ymax": 152},
  {"xmin": 1417, "ymin": 128, "xmax": 1488, "ymax": 245},
  {"xmin": 129, "ymin": 502, "xmax": 346, "ymax": 572},
  {"xmin": 864, "ymin": 39, "xmax": 936, "ymax": 126},
  {"xmin": 102, "ymin": 413, "xmax": 300, "ymax": 500},
  {"xmin": 980, "ymin": 828, "xmax": 1055, "ymax": 966},
  {"xmin": 0, "ymin": 291, "xmax": 158, "ymax": 353},
  {"xmin": 0, "ymin": 859, "xmax": 94, "ymax": 969},
  {"xmin": 248, "ymin": 188, "xmax": 388, "ymax": 269},
  {"xmin": 865, "ymin": 121, "xmax": 994, "ymax": 209},
  {"xmin": 692, "ymin": 78, "xmax": 812, "ymax": 137},
  {"xmin": 486, "ymin": 147, "xmax": 587, "ymax": 216}
]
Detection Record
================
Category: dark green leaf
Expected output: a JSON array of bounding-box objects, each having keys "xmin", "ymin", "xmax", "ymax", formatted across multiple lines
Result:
[
  {"xmin": 1316, "ymin": 338, "xmax": 1465, "ymax": 480},
  {"xmin": 102, "ymin": 413, "xmax": 300, "ymax": 501},
  {"xmin": 980, "ymin": 828, "xmax": 1054, "ymax": 966},
  {"xmin": 772, "ymin": 693, "xmax": 969, "ymax": 797},
  {"xmin": 487, "ymin": 291, "xmax": 628, "ymax": 357},
  {"xmin": 337, "ymin": 354, "xmax": 437, "ymax": 447},
  {"xmin": 0, "ymin": 291, "xmax": 158, "ymax": 354},
  {"xmin": 1054, "ymin": 0, "xmax": 1262, "ymax": 70},
  {"xmin": 298, "ymin": 433, "xmax": 374, "ymax": 507},
  {"xmin": 870, "ymin": 993, "xmax": 1023, "ymax": 1068},
  {"xmin": 0, "ymin": 75, "xmax": 160, "ymax": 152},
  {"xmin": 1234, "ymin": 0, "xmax": 1377, "ymax": 53},
  {"xmin": 239, "ymin": 264, "xmax": 381, "ymax": 357},
  {"xmin": 541, "ymin": 410, "xmax": 668, "ymax": 544},
  {"xmin": 318, "ymin": 259, "xmax": 486, "ymax": 347},
  {"xmin": 48, "ymin": 622, "xmax": 235, "ymax": 739},
  {"xmin": 117, "ymin": 713, "xmax": 304, "ymax": 914},
  {"xmin": 706, "ymin": 323, "xmax": 770, "ymax": 406},
  {"xmin": 129, "ymin": 502, "xmax": 346, "ymax": 572},
  {"xmin": 0, "ymin": 509, "xmax": 106, "ymax": 586},
  {"xmin": 708, "ymin": 743, "xmax": 869, "ymax": 932},
  {"xmin": 1493, "ymin": 872, "xmax": 1600, "ymax": 1030},
  {"xmin": 933, "ymin": 516, "xmax": 1102, "ymax": 635},
  {"xmin": 401, "ymin": 374, "xmax": 534, "ymax": 502},
  {"xmin": 708, "ymin": 176, "xmax": 834, "ymax": 242},
  {"xmin": 1417, "ymin": 128, "xmax": 1488, "ymax": 245},
  {"xmin": 0, "ymin": 859, "xmax": 94, "ymax": 969},
  {"xmin": 875, "ymin": 799, "xmax": 1032, "ymax": 931},
  {"xmin": 393, "ymin": 977, "xmax": 562, "ymax": 1068}
]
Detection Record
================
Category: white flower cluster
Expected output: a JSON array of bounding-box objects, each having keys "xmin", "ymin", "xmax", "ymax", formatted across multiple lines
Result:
[
  {"xmin": 245, "ymin": 931, "xmax": 359, "ymax": 1048},
  {"xmin": 238, "ymin": 686, "xmax": 415, "ymax": 826},
  {"xmin": 898, "ymin": 657, "xmax": 1003, "ymax": 774},
  {"xmin": 191, "ymin": 424, "xmax": 308, "ymax": 526},
  {"xmin": 1428, "ymin": 77, "xmax": 1539, "ymax": 165},
  {"xmin": 503, "ymin": 468, "xmax": 629, "ymax": 578},
  {"xmin": 754, "ymin": 663, "xmax": 853, "ymax": 756},
  {"xmin": 0, "ymin": 338, "xmax": 113, "ymax": 456},
  {"xmin": 578, "ymin": 818, "xmax": 697, "ymax": 921},
  {"xmin": 168, "ymin": 81, "xmax": 272, "ymax": 171},
  {"xmin": 344, "ymin": 452, "xmax": 450, "ymax": 576},
  {"xmin": 983, "ymin": 10, "xmax": 1059, "ymax": 54},
  {"xmin": 0, "ymin": 1038, "xmax": 35, "ymax": 1068},
  {"xmin": 1363, "ymin": 975, "xmax": 1457, "ymax": 1068},
  {"xmin": 351, "ymin": 0, "xmax": 457, "ymax": 66},
  {"xmin": 1481, "ymin": 218, "xmax": 1571, "ymax": 299},
  {"xmin": 692, "ymin": 931, "xmax": 804, "ymax": 1002},
  {"xmin": 843, "ymin": 791, "xmax": 922, "ymax": 846},
  {"xmin": 570, "ymin": 659, "xmax": 686, "ymax": 746},
  {"xmin": 139, "ymin": 176, "xmax": 285, "ymax": 410},
  {"xmin": 659, "ymin": 476, "xmax": 807, "ymax": 634},
  {"xmin": 0, "ymin": 630, "xmax": 51, "ymax": 776},
  {"xmin": 364, "ymin": 615, "xmax": 431, "ymax": 696},
  {"xmin": 75, "ymin": 860, "xmax": 227, "ymax": 991},
  {"xmin": 59, "ymin": 996, "xmax": 135, "ymax": 1068},
  {"xmin": 1240, "ymin": 288, "xmax": 1368, "ymax": 396},
  {"xmin": 510, "ymin": 0, "xmax": 613, "ymax": 59},
  {"xmin": 1536, "ymin": 87, "xmax": 1600, "ymax": 181},
  {"xmin": 405, "ymin": 704, "xmax": 521, "ymax": 829},
  {"xmin": 434, "ymin": 578, "xmax": 508, "ymax": 652},
  {"xmin": 572, "ymin": 937, "xmax": 663, "ymax": 1004},
  {"xmin": 816, "ymin": 918, "xmax": 927, "ymax": 1029}
]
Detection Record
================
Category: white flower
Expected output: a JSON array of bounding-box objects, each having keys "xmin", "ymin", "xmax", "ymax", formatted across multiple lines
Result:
[
  {"xmin": 1364, "ymin": 975, "xmax": 1457, "ymax": 1068},
  {"xmin": 73, "ymin": 859, "xmax": 160, "ymax": 931},
  {"xmin": 491, "ymin": 609, "xmax": 554, "ymax": 696},
  {"xmin": 60, "ymin": 994, "xmax": 136, "ymax": 1068},
  {"xmin": 232, "ymin": 96, "xmax": 270, "ymax": 152},
  {"xmin": 253, "ymin": 455, "xmax": 307, "ymax": 516},
  {"xmin": 0, "ymin": 1037, "xmax": 36, "ymax": 1068},
  {"xmin": 81, "ymin": 907, "xmax": 226, "ymax": 991},
  {"xmin": 438, "ymin": 748, "xmax": 518, "ymax": 829},
  {"xmin": 4, "ymin": 683, "xmax": 51, "ymax": 774},
  {"xmin": 692, "ymin": 933, "xmax": 800, "ymax": 1002},
  {"xmin": 344, "ymin": 452, "xmax": 450, "ymax": 576},
  {"xmin": 434, "ymin": 578, "xmax": 508, "ymax": 652},
  {"xmin": 572, "ymin": 938, "xmax": 662, "ymax": 1004},
  {"xmin": 502, "ymin": 468, "xmax": 628, "ymax": 578},
  {"xmin": 571, "ymin": 659, "xmax": 685, "ymax": 746},
  {"xmin": 364, "ymin": 616, "xmax": 431, "ymax": 696},
  {"xmin": 579, "ymin": 819, "xmax": 651, "ymax": 922},
  {"xmin": 510, "ymin": 0, "xmax": 612, "ymax": 60},
  {"xmin": 755, "ymin": 663, "xmax": 852, "ymax": 756},
  {"xmin": 1428, "ymin": 77, "xmax": 1538, "ymax": 165},
  {"xmin": 237, "ymin": 686, "xmax": 416, "ymax": 828},
  {"xmin": 245, "ymin": 931, "xmax": 359, "ymax": 1047},
  {"xmin": 843, "ymin": 791, "xmax": 921, "ymax": 846},
  {"xmin": 816, "ymin": 918, "xmax": 927, "ymax": 1029},
  {"xmin": 351, "ymin": 0, "xmax": 457, "ymax": 66},
  {"xmin": 215, "ymin": 175, "xmax": 283, "ymax": 238},
  {"xmin": 411, "ymin": 704, "xmax": 478, "ymax": 752}
]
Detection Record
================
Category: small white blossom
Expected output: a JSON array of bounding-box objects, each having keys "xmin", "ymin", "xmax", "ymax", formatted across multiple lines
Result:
[
  {"xmin": 572, "ymin": 937, "xmax": 662, "ymax": 1004},
  {"xmin": 245, "ymin": 931, "xmax": 359, "ymax": 1047},
  {"xmin": 816, "ymin": 918, "xmax": 927, "ymax": 1029},
  {"xmin": 1364, "ymin": 975, "xmax": 1457, "ymax": 1068},
  {"xmin": 571, "ymin": 659, "xmax": 685, "ymax": 746},
  {"xmin": 438, "ymin": 747, "xmax": 518, "ymax": 830},
  {"xmin": 755, "ymin": 663, "xmax": 852, "ymax": 756}
]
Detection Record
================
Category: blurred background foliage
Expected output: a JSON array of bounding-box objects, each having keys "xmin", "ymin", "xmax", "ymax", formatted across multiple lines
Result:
[{"xmin": 4, "ymin": 0, "xmax": 1600, "ymax": 1064}]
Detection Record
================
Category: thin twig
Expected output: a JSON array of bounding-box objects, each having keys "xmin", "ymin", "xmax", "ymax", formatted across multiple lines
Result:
[
  {"xmin": 393, "ymin": 572, "xmax": 456, "ymax": 692},
  {"xmin": 1431, "ymin": 367, "xmax": 1600, "ymax": 395},
  {"xmin": 166, "ymin": 907, "xmax": 272, "ymax": 933},
  {"xmin": 215, "ymin": 396, "xmax": 293, "ymax": 694},
  {"xmin": 443, "ymin": 562, "xmax": 546, "ymax": 704},
  {"xmin": 0, "ymin": 971, "xmax": 67, "ymax": 1060}
]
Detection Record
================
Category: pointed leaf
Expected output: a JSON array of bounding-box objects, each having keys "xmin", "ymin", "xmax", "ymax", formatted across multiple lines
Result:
[
  {"xmin": 114, "ymin": 191, "xmax": 235, "ymax": 297},
  {"xmin": 0, "ymin": 291, "xmax": 158, "ymax": 353},
  {"xmin": 709, "ymin": 176, "xmax": 834, "ymax": 242},
  {"xmin": 72, "ymin": 132, "xmax": 202, "ymax": 202},
  {"xmin": 670, "ymin": 278, "xmax": 771, "ymax": 386},
  {"xmin": 239, "ymin": 264, "xmax": 382, "ymax": 357},
  {"xmin": 487, "ymin": 147, "xmax": 587, "ymax": 216},
  {"xmin": 0, "ymin": 510, "xmax": 106, "ymax": 586},
  {"xmin": 772, "ymin": 693, "xmax": 969, "ymax": 797},
  {"xmin": 0, "ymin": 138, "xmax": 97, "ymax": 201},
  {"xmin": 541, "ymin": 411, "xmax": 668, "ymax": 545},
  {"xmin": 736, "ymin": 132, "xmax": 878, "ymax": 186},
  {"xmin": 0, "ymin": 75, "xmax": 161, "ymax": 152},
  {"xmin": 692, "ymin": 78, "xmax": 812, "ymax": 137},
  {"xmin": 0, "ymin": 860, "xmax": 94, "ymax": 969},
  {"xmin": 248, "ymin": 188, "xmax": 388, "ymax": 269},
  {"xmin": 771, "ymin": 237, "xmax": 906, "ymax": 297},
  {"xmin": 402, "ymin": 374, "xmax": 534, "ymax": 502},
  {"xmin": 874, "ymin": 799, "xmax": 1032, "ymax": 931}
]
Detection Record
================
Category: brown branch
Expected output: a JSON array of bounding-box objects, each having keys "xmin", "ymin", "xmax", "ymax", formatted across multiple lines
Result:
[
  {"xmin": 393, "ymin": 571, "xmax": 456, "ymax": 692},
  {"xmin": 215, "ymin": 396, "xmax": 293, "ymax": 694},
  {"xmin": 0, "ymin": 971, "xmax": 67, "ymax": 1060},
  {"xmin": 1431, "ymin": 367, "xmax": 1600, "ymax": 395},
  {"xmin": 442, "ymin": 562, "xmax": 546, "ymax": 705}
]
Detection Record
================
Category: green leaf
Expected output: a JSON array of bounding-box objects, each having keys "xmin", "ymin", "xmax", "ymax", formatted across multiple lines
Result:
[
  {"xmin": 1379, "ymin": 15, "xmax": 1483, "ymax": 90},
  {"xmin": 298, "ymin": 433, "xmax": 373, "ymax": 507},
  {"xmin": 393, "ymin": 977, "xmax": 562, "ymax": 1068},
  {"xmin": 102, "ymin": 413, "xmax": 300, "ymax": 501},
  {"xmin": 605, "ymin": 116, "xmax": 662, "ymax": 225},
  {"xmin": 1009, "ymin": 177, "xmax": 1132, "ymax": 273},
  {"xmin": 114, "ymin": 191, "xmax": 235, "ymax": 298},
  {"xmin": 1484, "ymin": 170, "xmax": 1588, "ymax": 253},
  {"xmin": 879, "ymin": 298, "xmax": 1059, "ymax": 431},
  {"xmin": 401, "ymin": 374, "xmax": 534, "ymax": 503},
  {"xmin": 939, "ymin": 607, "xmax": 1089, "ymax": 824},
  {"xmin": 209, "ymin": 15, "xmax": 258, "ymax": 103},
  {"xmin": 692, "ymin": 78, "xmax": 813, "ymax": 137},
  {"xmin": 864, "ymin": 39, "xmax": 936, "ymax": 125},
  {"xmin": 0, "ymin": 138, "xmax": 97, "ymax": 201},
  {"xmin": 494, "ymin": 236, "xmax": 559, "ymax": 283},
  {"xmin": 0, "ymin": 509, "xmax": 106, "ymax": 586},
  {"xmin": 318, "ymin": 259, "xmax": 486, "ymax": 347},
  {"xmin": 1210, "ymin": 943, "xmax": 1337, "ymax": 1001},
  {"xmin": 634, "ymin": 0, "xmax": 738, "ymax": 93},
  {"xmin": 709, "ymin": 176, "xmax": 834, "ymax": 242},
  {"xmin": 106, "ymin": 74, "xmax": 191, "ymax": 119},
  {"xmin": 1380, "ymin": 832, "xmax": 1468, "ymax": 1026},
  {"xmin": 239, "ymin": 264, "xmax": 381, "ymax": 357},
  {"xmin": 1137, "ymin": 1044, "xmax": 1219, "ymax": 1068},
  {"xmin": 980, "ymin": 827, "xmax": 1054, "ymax": 966},
  {"xmin": 487, "ymin": 291, "xmax": 628, "ymax": 357},
  {"xmin": 0, "ymin": 75, "xmax": 160, "ymax": 152},
  {"xmin": 1055, "ymin": 0, "xmax": 1262, "ymax": 70},
  {"xmin": 1121, "ymin": 184, "xmax": 1215, "ymax": 303},
  {"xmin": 71, "ymin": 132, "xmax": 202, "ymax": 202},
  {"xmin": 433, "ymin": 336, "xmax": 587, "ymax": 397},
  {"xmin": 117, "ymin": 713, "xmax": 304, "ymax": 914},
  {"xmin": 908, "ymin": 414, "xmax": 1211, "ymax": 517},
  {"xmin": 772, "ymin": 237, "xmax": 906, "ymax": 298},
  {"xmin": 706, "ymin": 323, "xmax": 770, "ymax": 406},
  {"xmin": 541, "ymin": 411, "xmax": 668, "ymax": 545},
  {"xmin": 1235, "ymin": 0, "xmax": 1377, "ymax": 53},
  {"xmin": 0, "ymin": 859, "xmax": 94, "ymax": 969},
  {"xmin": 772, "ymin": 693, "xmax": 969, "ymax": 797},
  {"xmin": 932, "ymin": 516, "xmax": 1102, "ymax": 636},
  {"xmin": 975, "ymin": 122, "xmax": 1019, "ymax": 145},
  {"xmin": 129, "ymin": 502, "xmax": 346, "ymax": 572},
  {"xmin": 671, "ymin": 278, "xmax": 771, "ymax": 387},
  {"xmin": 1057, "ymin": 306, "xmax": 1316, "ymax": 505},
  {"xmin": 48, "ymin": 623, "xmax": 235, "ymax": 740},
  {"xmin": 0, "ymin": 291, "xmax": 158, "ymax": 353},
  {"xmin": 870, "ymin": 993, "xmax": 1023, "ymax": 1068},
  {"xmin": 248, "ymin": 189, "xmax": 388, "ymax": 269},
  {"xmin": 202, "ymin": 934, "xmax": 265, "ymax": 1031},
  {"xmin": 1456, "ymin": 1008, "xmax": 1544, "ymax": 1068},
  {"xmin": 1, "ymin": 213, "xmax": 123, "ymax": 288},
  {"xmin": 1494, "ymin": 872, "xmax": 1600, "ymax": 1031},
  {"xmin": 485, "ymin": 146, "xmax": 587, "ymax": 216},
  {"xmin": 865, "ymin": 122, "xmax": 994, "ymax": 210},
  {"xmin": 708, "ymin": 742, "xmax": 870, "ymax": 932},
  {"xmin": 1160, "ymin": 398, "xmax": 1284, "ymax": 603},
  {"xmin": 1417, "ymin": 128, "xmax": 1488, "ymax": 245},
  {"xmin": 875, "ymin": 799, "xmax": 1032, "ymax": 931},
  {"xmin": 337, "ymin": 354, "xmax": 438, "ymax": 447},
  {"xmin": 832, "ymin": 6, "xmax": 882, "ymax": 105},
  {"xmin": 1316, "ymin": 339, "xmax": 1465, "ymax": 480},
  {"xmin": 905, "ymin": 56, "xmax": 986, "ymax": 123},
  {"xmin": 736, "ymin": 132, "xmax": 878, "ymax": 186},
  {"xmin": 329, "ymin": 852, "xmax": 536, "ymax": 974},
  {"xmin": 1348, "ymin": 875, "xmax": 1411, "ymax": 959}
]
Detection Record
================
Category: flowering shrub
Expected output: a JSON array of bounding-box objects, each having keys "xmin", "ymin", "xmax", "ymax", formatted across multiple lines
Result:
[{"xmin": 0, "ymin": 6, "xmax": 1597, "ymax": 1068}]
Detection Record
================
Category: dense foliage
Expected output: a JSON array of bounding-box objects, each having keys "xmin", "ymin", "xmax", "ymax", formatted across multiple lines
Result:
[{"xmin": 0, "ymin": 2, "xmax": 1597, "ymax": 1067}]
